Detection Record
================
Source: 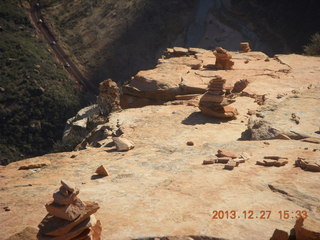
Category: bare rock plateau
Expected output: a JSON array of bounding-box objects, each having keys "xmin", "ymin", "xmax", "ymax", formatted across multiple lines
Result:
[{"xmin": 1, "ymin": 49, "xmax": 320, "ymax": 240}]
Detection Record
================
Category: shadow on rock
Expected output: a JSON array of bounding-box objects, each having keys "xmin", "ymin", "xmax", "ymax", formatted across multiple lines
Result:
[
  {"xmin": 91, "ymin": 174, "xmax": 106, "ymax": 180},
  {"xmin": 182, "ymin": 112, "xmax": 229, "ymax": 125}
]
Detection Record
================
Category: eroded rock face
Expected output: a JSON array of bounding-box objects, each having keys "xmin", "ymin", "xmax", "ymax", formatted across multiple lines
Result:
[
  {"xmin": 213, "ymin": 47, "xmax": 234, "ymax": 70},
  {"xmin": 97, "ymin": 79, "xmax": 121, "ymax": 116}
]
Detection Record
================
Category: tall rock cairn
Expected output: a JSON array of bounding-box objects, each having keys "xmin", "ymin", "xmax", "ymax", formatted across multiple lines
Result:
[
  {"xmin": 213, "ymin": 47, "xmax": 234, "ymax": 70},
  {"xmin": 199, "ymin": 75, "xmax": 238, "ymax": 119},
  {"xmin": 97, "ymin": 78, "xmax": 121, "ymax": 116},
  {"xmin": 37, "ymin": 180, "xmax": 101, "ymax": 240},
  {"xmin": 240, "ymin": 42, "xmax": 251, "ymax": 52}
]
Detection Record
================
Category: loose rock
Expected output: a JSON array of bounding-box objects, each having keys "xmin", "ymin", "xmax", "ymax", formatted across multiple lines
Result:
[
  {"xmin": 113, "ymin": 137, "xmax": 135, "ymax": 151},
  {"xmin": 95, "ymin": 165, "xmax": 109, "ymax": 176},
  {"xmin": 217, "ymin": 149, "xmax": 237, "ymax": 159}
]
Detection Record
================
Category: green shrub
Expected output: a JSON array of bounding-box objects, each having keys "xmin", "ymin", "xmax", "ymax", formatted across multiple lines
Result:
[
  {"xmin": 0, "ymin": 0, "xmax": 84, "ymax": 164},
  {"xmin": 304, "ymin": 33, "xmax": 320, "ymax": 56}
]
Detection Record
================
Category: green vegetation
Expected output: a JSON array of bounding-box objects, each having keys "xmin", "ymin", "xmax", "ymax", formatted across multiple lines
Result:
[
  {"xmin": 0, "ymin": 0, "xmax": 84, "ymax": 164},
  {"xmin": 304, "ymin": 33, "xmax": 320, "ymax": 56}
]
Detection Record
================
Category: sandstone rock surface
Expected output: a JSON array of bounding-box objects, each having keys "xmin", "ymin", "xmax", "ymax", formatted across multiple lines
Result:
[{"xmin": 1, "ymin": 50, "xmax": 320, "ymax": 240}]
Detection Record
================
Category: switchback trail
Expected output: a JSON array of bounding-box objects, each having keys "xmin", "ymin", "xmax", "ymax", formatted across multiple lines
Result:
[{"xmin": 28, "ymin": 0, "xmax": 98, "ymax": 94}]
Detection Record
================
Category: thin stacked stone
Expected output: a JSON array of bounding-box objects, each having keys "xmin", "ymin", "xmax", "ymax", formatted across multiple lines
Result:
[
  {"xmin": 213, "ymin": 47, "xmax": 234, "ymax": 70},
  {"xmin": 37, "ymin": 180, "xmax": 101, "ymax": 240},
  {"xmin": 240, "ymin": 42, "xmax": 251, "ymax": 52},
  {"xmin": 199, "ymin": 75, "xmax": 238, "ymax": 119},
  {"xmin": 97, "ymin": 78, "xmax": 121, "ymax": 116}
]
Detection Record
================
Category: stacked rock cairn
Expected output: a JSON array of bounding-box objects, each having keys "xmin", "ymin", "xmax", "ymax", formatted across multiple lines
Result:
[
  {"xmin": 199, "ymin": 75, "xmax": 238, "ymax": 119},
  {"xmin": 213, "ymin": 47, "xmax": 234, "ymax": 70},
  {"xmin": 240, "ymin": 42, "xmax": 251, "ymax": 52},
  {"xmin": 37, "ymin": 180, "xmax": 101, "ymax": 240},
  {"xmin": 97, "ymin": 78, "xmax": 121, "ymax": 116}
]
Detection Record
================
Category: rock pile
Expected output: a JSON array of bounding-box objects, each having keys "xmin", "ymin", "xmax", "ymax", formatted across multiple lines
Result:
[
  {"xmin": 213, "ymin": 47, "xmax": 234, "ymax": 70},
  {"xmin": 37, "ymin": 180, "xmax": 101, "ymax": 240},
  {"xmin": 232, "ymin": 79, "xmax": 249, "ymax": 93},
  {"xmin": 97, "ymin": 78, "xmax": 121, "ymax": 116},
  {"xmin": 295, "ymin": 157, "xmax": 320, "ymax": 172},
  {"xmin": 240, "ymin": 42, "xmax": 251, "ymax": 53},
  {"xmin": 199, "ymin": 76, "xmax": 238, "ymax": 119},
  {"xmin": 203, "ymin": 149, "xmax": 249, "ymax": 170},
  {"xmin": 256, "ymin": 156, "xmax": 288, "ymax": 167}
]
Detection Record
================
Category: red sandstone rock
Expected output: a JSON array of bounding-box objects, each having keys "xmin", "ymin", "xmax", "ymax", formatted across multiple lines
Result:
[
  {"xmin": 240, "ymin": 42, "xmax": 251, "ymax": 53},
  {"xmin": 199, "ymin": 106, "xmax": 238, "ymax": 119},
  {"xmin": 224, "ymin": 160, "xmax": 238, "ymax": 170},
  {"xmin": 18, "ymin": 161, "xmax": 50, "ymax": 170},
  {"xmin": 294, "ymin": 218, "xmax": 320, "ymax": 240},
  {"xmin": 295, "ymin": 158, "xmax": 320, "ymax": 172},
  {"xmin": 269, "ymin": 229, "xmax": 289, "ymax": 240},
  {"xmin": 97, "ymin": 79, "xmax": 121, "ymax": 116},
  {"xmin": 61, "ymin": 180, "xmax": 76, "ymax": 193},
  {"xmin": 232, "ymin": 79, "xmax": 249, "ymax": 93},
  {"xmin": 95, "ymin": 165, "xmax": 108, "ymax": 176},
  {"xmin": 202, "ymin": 160, "xmax": 214, "ymax": 165},
  {"xmin": 53, "ymin": 190, "xmax": 79, "ymax": 206},
  {"xmin": 38, "ymin": 201, "xmax": 99, "ymax": 237},
  {"xmin": 45, "ymin": 198, "xmax": 86, "ymax": 221},
  {"xmin": 217, "ymin": 149, "xmax": 237, "ymax": 159},
  {"xmin": 199, "ymin": 76, "xmax": 238, "ymax": 119},
  {"xmin": 213, "ymin": 47, "xmax": 234, "ymax": 70},
  {"xmin": 214, "ymin": 157, "xmax": 231, "ymax": 164}
]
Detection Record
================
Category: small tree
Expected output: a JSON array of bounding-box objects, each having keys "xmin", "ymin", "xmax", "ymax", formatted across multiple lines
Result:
[{"xmin": 304, "ymin": 32, "xmax": 320, "ymax": 56}]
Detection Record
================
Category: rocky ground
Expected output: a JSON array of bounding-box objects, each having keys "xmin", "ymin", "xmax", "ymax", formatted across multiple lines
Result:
[{"xmin": 1, "ymin": 49, "xmax": 320, "ymax": 240}]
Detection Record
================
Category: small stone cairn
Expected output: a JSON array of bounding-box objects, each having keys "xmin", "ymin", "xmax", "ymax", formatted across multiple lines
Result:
[
  {"xmin": 97, "ymin": 78, "xmax": 121, "ymax": 116},
  {"xmin": 37, "ymin": 180, "xmax": 101, "ymax": 240},
  {"xmin": 213, "ymin": 47, "xmax": 234, "ymax": 70},
  {"xmin": 240, "ymin": 42, "xmax": 251, "ymax": 52},
  {"xmin": 199, "ymin": 75, "xmax": 238, "ymax": 119}
]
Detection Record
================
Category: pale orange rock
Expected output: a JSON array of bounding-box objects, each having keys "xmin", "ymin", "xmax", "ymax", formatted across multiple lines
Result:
[
  {"xmin": 97, "ymin": 79, "xmax": 121, "ymax": 116},
  {"xmin": 213, "ymin": 47, "xmax": 234, "ymax": 70},
  {"xmin": 224, "ymin": 160, "xmax": 238, "ymax": 170},
  {"xmin": 113, "ymin": 137, "xmax": 134, "ymax": 151},
  {"xmin": 269, "ymin": 229, "xmax": 289, "ymax": 240},
  {"xmin": 52, "ymin": 190, "xmax": 79, "ymax": 206},
  {"xmin": 95, "ymin": 165, "xmax": 108, "ymax": 176},
  {"xmin": 18, "ymin": 161, "xmax": 50, "ymax": 170},
  {"xmin": 199, "ymin": 75, "xmax": 238, "ymax": 119},
  {"xmin": 37, "ymin": 215, "xmax": 92, "ymax": 240},
  {"xmin": 38, "ymin": 202, "xmax": 99, "ymax": 237},
  {"xmin": 240, "ymin": 42, "xmax": 251, "ymax": 53},
  {"xmin": 217, "ymin": 149, "xmax": 237, "ymax": 159},
  {"xmin": 45, "ymin": 198, "xmax": 86, "ymax": 221}
]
